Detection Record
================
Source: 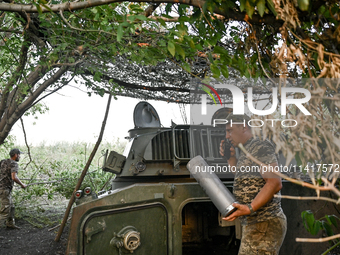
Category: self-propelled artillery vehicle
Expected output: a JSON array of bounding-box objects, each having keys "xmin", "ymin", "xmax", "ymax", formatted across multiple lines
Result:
[{"xmin": 66, "ymin": 102, "xmax": 339, "ymax": 255}]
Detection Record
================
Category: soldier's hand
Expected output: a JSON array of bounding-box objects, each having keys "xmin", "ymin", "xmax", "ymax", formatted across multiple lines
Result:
[
  {"xmin": 229, "ymin": 146, "xmax": 236, "ymax": 158},
  {"xmin": 222, "ymin": 203, "xmax": 251, "ymax": 221},
  {"xmin": 21, "ymin": 184, "xmax": 27, "ymax": 189},
  {"xmin": 220, "ymin": 140, "xmax": 237, "ymax": 159},
  {"xmin": 219, "ymin": 140, "xmax": 225, "ymax": 157}
]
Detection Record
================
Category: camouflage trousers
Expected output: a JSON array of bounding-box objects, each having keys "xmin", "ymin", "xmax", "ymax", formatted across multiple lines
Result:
[
  {"xmin": 238, "ymin": 214, "xmax": 287, "ymax": 255},
  {"xmin": 0, "ymin": 189, "xmax": 15, "ymax": 227}
]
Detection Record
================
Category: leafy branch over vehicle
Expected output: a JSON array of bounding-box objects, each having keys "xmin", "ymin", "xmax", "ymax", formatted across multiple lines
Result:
[{"xmin": 1, "ymin": 0, "xmax": 339, "ymax": 145}]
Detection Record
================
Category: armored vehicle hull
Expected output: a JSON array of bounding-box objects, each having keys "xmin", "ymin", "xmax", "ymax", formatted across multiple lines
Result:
[{"xmin": 66, "ymin": 102, "xmax": 339, "ymax": 255}]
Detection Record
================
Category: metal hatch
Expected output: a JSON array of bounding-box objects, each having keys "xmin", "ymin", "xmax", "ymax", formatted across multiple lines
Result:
[{"xmin": 133, "ymin": 101, "xmax": 161, "ymax": 128}]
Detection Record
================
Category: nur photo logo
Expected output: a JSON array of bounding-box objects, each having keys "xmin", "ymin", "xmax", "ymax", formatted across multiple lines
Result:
[
  {"xmin": 191, "ymin": 79, "xmax": 313, "ymax": 128},
  {"xmin": 200, "ymin": 83, "xmax": 222, "ymax": 115}
]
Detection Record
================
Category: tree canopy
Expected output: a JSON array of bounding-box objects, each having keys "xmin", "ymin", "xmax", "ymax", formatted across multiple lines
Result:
[{"xmin": 0, "ymin": 0, "xmax": 339, "ymax": 164}]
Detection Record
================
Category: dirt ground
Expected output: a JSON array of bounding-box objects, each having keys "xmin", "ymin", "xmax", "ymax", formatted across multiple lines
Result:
[
  {"xmin": 1, "ymin": 209, "xmax": 339, "ymax": 255},
  {"xmin": 0, "ymin": 211, "xmax": 69, "ymax": 255}
]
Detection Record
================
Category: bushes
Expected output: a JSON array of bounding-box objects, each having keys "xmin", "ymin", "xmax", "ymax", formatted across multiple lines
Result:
[{"xmin": 1, "ymin": 138, "xmax": 126, "ymax": 212}]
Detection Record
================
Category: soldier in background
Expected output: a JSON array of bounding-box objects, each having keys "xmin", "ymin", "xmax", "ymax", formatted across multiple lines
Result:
[
  {"xmin": 220, "ymin": 114, "xmax": 287, "ymax": 255},
  {"xmin": 0, "ymin": 148, "xmax": 27, "ymax": 229}
]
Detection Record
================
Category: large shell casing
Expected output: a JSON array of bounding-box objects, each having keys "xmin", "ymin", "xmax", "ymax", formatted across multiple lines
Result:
[{"xmin": 187, "ymin": 155, "xmax": 238, "ymax": 217}]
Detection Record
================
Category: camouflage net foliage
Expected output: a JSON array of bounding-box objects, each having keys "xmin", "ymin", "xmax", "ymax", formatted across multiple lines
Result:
[
  {"xmin": 80, "ymin": 57, "xmax": 199, "ymax": 103},
  {"xmin": 0, "ymin": 0, "xmax": 339, "ymax": 186}
]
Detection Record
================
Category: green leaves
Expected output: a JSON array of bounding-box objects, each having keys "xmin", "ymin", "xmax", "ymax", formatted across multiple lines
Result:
[
  {"xmin": 168, "ymin": 41, "xmax": 176, "ymax": 57},
  {"xmin": 301, "ymin": 210, "xmax": 313, "ymax": 230},
  {"xmin": 175, "ymin": 44, "xmax": 186, "ymax": 60},
  {"xmin": 326, "ymin": 215, "xmax": 339, "ymax": 229},
  {"xmin": 302, "ymin": 211, "xmax": 340, "ymax": 237},
  {"xmin": 93, "ymin": 72, "xmax": 102, "ymax": 82},
  {"xmin": 322, "ymin": 221, "xmax": 334, "ymax": 237},
  {"xmin": 210, "ymin": 46, "xmax": 231, "ymax": 78},
  {"xmin": 182, "ymin": 62, "xmax": 191, "ymax": 73},
  {"xmin": 266, "ymin": 0, "xmax": 277, "ymax": 16},
  {"xmin": 239, "ymin": 0, "xmax": 277, "ymax": 18},
  {"xmin": 245, "ymin": 1, "xmax": 255, "ymax": 18},
  {"xmin": 210, "ymin": 64, "xmax": 221, "ymax": 78},
  {"xmin": 117, "ymin": 25, "xmax": 123, "ymax": 42},
  {"xmin": 257, "ymin": 0, "xmax": 266, "ymax": 17},
  {"xmin": 240, "ymin": 0, "xmax": 246, "ymax": 12},
  {"xmin": 167, "ymin": 41, "xmax": 187, "ymax": 60},
  {"xmin": 220, "ymin": 65, "xmax": 229, "ymax": 78},
  {"xmin": 298, "ymin": 0, "xmax": 309, "ymax": 11},
  {"xmin": 127, "ymin": 14, "xmax": 147, "ymax": 22}
]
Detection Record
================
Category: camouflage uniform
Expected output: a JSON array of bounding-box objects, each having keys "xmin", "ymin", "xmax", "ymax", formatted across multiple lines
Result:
[
  {"xmin": 234, "ymin": 137, "xmax": 287, "ymax": 255},
  {"xmin": 0, "ymin": 159, "xmax": 18, "ymax": 227}
]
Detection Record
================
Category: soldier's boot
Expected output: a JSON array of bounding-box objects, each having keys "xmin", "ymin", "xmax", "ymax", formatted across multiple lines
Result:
[
  {"xmin": 0, "ymin": 214, "xmax": 6, "ymax": 228},
  {"xmin": 6, "ymin": 217, "xmax": 20, "ymax": 230},
  {"xmin": 6, "ymin": 224, "xmax": 21, "ymax": 229}
]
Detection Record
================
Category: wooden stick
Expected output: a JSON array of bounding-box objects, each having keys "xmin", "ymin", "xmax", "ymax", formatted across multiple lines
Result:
[
  {"xmin": 238, "ymin": 143, "xmax": 340, "ymax": 244},
  {"xmin": 274, "ymin": 194, "xmax": 339, "ymax": 204},
  {"xmin": 48, "ymin": 217, "xmax": 71, "ymax": 231},
  {"xmin": 54, "ymin": 94, "xmax": 112, "ymax": 242},
  {"xmin": 238, "ymin": 143, "xmax": 340, "ymax": 195},
  {"xmin": 296, "ymin": 233, "xmax": 340, "ymax": 243}
]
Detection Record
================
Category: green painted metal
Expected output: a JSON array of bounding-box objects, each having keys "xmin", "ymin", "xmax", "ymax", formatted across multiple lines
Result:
[
  {"xmin": 67, "ymin": 181, "xmax": 235, "ymax": 255},
  {"xmin": 66, "ymin": 104, "xmax": 340, "ymax": 255}
]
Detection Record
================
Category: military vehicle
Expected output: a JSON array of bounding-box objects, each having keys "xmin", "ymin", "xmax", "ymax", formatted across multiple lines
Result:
[{"xmin": 66, "ymin": 101, "xmax": 339, "ymax": 255}]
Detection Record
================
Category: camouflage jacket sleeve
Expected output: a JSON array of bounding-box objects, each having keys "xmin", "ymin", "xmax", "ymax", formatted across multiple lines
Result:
[{"xmin": 10, "ymin": 160, "xmax": 19, "ymax": 174}]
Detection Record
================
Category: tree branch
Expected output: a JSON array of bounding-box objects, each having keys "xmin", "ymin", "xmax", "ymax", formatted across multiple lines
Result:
[
  {"xmin": 238, "ymin": 143, "xmax": 340, "ymax": 198},
  {"xmin": 0, "ymin": 0, "xmax": 283, "ymax": 27},
  {"xmin": 0, "ymin": 28, "xmax": 22, "ymax": 33},
  {"xmin": 0, "ymin": 33, "xmax": 31, "ymax": 120},
  {"xmin": 0, "ymin": 0, "xmax": 203, "ymax": 13},
  {"xmin": 143, "ymin": 3, "xmax": 160, "ymax": 17},
  {"xmin": 275, "ymin": 194, "xmax": 340, "ymax": 204},
  {"xmin": 296, "ymin": 233, "xmax": 340, "ymax": 243},
  {"xmin": 51, "ymin": 58, "xmax": 86, "ymax": 67},
  {"xmin": 59, "ymin": 10, "xmax": 115, "ymax": 36},
  {"xmin": 20, "ymin": 117, "xmax": 33, "ymax": 169},
  {"xmin": 28, "ymin": 73, "xmax": 75, "ymax": 111},
  {"xmin": 55, "ymin": 94, "xmax": 112, "ymax": 242},
  {"xmin": 20, "ymin": 66, "xmax": 69, "ymax": 113},
  {"xmin": 0, "ymin": 66, "xmax": 69, "ymax": 145}
]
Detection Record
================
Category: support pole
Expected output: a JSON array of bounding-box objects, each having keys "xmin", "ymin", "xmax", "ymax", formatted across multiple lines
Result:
[{"xmin": 55, "ymin": 94, "xmax": 112, "ymax": 242}]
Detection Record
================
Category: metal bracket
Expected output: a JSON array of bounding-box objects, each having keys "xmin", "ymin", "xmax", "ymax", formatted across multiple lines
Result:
[{"xmin": 85, "ymin": 220, "xmax": 106, "ymax": 243}]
